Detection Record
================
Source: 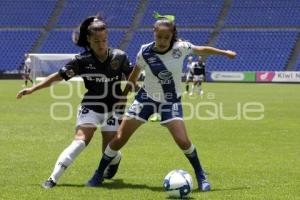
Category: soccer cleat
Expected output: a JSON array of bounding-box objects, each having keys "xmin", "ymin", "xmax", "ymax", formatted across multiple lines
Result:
[
  {"xmin": 199, "ymin": 90, "xmax": 204, "ymax": 96},
  {"xmin": 199, "ymin": 179, "xmax": 211, "ymax": 192},
  {"xmin": 103, "ymin": 158, "xmax": 121, "ymax": 179},
  {"xmin": 86, "ymin": 170, "xmax": 104, "ymax": 187},
  {"xmin": 41, "ymin": 178, "xmax": 56, "ymax": 189}
]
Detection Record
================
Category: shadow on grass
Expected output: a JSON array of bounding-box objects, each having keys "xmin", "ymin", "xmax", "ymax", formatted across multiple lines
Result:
[
  {"xmin": 53, "ymin": 179, "xmax": 162, "ymax": 192},
  {"xmin": 207, "ymin": 186, "xmax": 251, "ymax": 192},
  {"xmin": 100, "ymin": 179, "xmax": 162, "ymax": 192}
]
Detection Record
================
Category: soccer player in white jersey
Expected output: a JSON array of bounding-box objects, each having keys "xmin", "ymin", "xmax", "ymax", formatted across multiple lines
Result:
[
  {"xmin": 22, "ymin": 54, "xmax": 34, "ymax": 87},
  {"xmin": 184, "ymin": 56, "xmax": 194, "ymax": 94},
  {"xmin": 86, "ymin": 13, "xmax": 236, "ymax": 191}
]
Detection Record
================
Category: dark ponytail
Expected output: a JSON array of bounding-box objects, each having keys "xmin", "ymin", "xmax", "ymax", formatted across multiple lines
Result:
[{"xmin": 72, "ymin": 15, "xmax": 107, "ymax": 49}]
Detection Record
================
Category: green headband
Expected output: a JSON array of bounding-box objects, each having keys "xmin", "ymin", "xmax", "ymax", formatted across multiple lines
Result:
[{"xmin": 153, "ymin": 11, "xmax": 175, "ymax": 22}]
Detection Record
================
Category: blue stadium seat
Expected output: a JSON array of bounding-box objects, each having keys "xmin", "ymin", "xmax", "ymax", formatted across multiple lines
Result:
[
  {"xmin": 40, "ymin": 29, "xmax": 125, "ymax": 53},
  {"xmin": 294, "ymin": 56, "xmax": 300, "ymax": 71},
  {"xmin": 56, "ymin": 0, "xmax": 141, "ymax": 27},
  {"xmin": 40, "ymin": 30, "xmax": 84, "ymax": 53},
  {"xmin": 141, "ymin": 0, "xmax": 224, "ymax": 27},
  {"xmin": 0, "ymin": 30, "xmax": 41, "ymax": 72},
  {"xmin": 0, "ymin": 0, "xmax": 56, "ymax": 26},
  {"xmin": 225, "ymin": 0, "xmax": 300, "ymax": 26},
  {"xmin": 206, "ymin": 30, "xmax": 299, "ymax": 71}
]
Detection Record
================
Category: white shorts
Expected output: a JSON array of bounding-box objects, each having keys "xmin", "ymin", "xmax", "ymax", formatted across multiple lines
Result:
[
  {"xmin": 186, "ymin": 73, "xmax": 193, "ymax": 81},
  {"xmin": 76, "ymin": 106, "xmax": 119, "ymax": 132},
  {"xmin": 193, "ymin": 75, "xmax": 204, "ymax": 82}
]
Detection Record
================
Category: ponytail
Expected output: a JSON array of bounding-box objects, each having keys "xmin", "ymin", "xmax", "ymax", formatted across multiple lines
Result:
[{"xmin": 72, "ymin": 15, "xmax": 107, "ymax": 49}]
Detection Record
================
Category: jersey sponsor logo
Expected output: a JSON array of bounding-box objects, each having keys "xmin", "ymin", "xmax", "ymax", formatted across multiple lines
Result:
[
  {"xmin": 147, "ymin": 57, "xmax": 157, "ymax": 64},
  {"xmin": 157, "ymin": 70, "xmax": 173, "ymax": 84},
  {"xmin": 85, "ymin": 64, "xmax": 96, "ymax": 70},
  {"xmin": 111, "ymin": 60, "xmax": 120, "ymax": 70},
  {"xmin": 172, "ymin": 48, "xmax": 182, "ymax": 59},
  {"xmin": 86, "ymin": 75, "xmax": 119, "ymax": 82},
  {"xmin": 158, "ymin": 70, "xmax": 172, "ymax": 80}
]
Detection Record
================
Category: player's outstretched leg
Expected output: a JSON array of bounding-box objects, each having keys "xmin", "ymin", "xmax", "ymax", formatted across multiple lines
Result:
[
  {"xmin": 42, "ymin": 139, "xmax": 86, "ymax": 189},
  {"xmin": 86, "ymin": 145, "xmax": 117, "ymax": 187},
  {"xmin": 165, "ymin": 120, "xmax": 210, "ymax": 191}
]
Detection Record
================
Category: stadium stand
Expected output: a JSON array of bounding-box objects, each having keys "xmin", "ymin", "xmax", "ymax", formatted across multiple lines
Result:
[
  {"xmin": 0, "ymin": 30, "xmax": 41, "ymax": 72},
  {"xmin": 206, "ymin": 30, "xmax": 299, "ymax": 71},
  {"xmin": 141, "ymin": 0, "xmax": 224, "ymax": 27},
  {"xmin": 294, "ymin": 56, "xmax": 300, "ymax": 71},
  {"xmin": 225, "ymin": 0, "xmax": 300, "ymax": 26},
  {"xmin": 0, "ymin": 0, "xmax": 56, "ymax": 26},
  {"xmin": 1, "ymin": 0, "xmax": 300, "ymax": 73},
  {"xmin": 39, "ymin": 29, "xmax": 125, "ymax": 53},
  {"xmin": 56, "ymin": 0, "xmax": 141, "ymax": 27}
]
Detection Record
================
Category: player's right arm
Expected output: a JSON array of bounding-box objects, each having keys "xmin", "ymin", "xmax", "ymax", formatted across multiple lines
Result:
[{"xmin": 16, "ymin": 72, "xmax": 62, "ymax": 99}]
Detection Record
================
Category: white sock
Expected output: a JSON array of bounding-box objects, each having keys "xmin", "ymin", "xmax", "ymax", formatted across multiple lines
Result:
[
  {"xmin": 49, "ymin": 140, "xmax": 86, "ymax": 183},
  {"xmin": 183, "ymin": 144, "xmax": 195, "ymax": 155},
  {"xmin": 110, "ymin": 151, "xmax": 121, "ymax": 165},
  {"xmin": 191, "ymin": 85, "xmax": 194, "ymax": 93},
  {"xmin": 104, "ymin": 145, "xmax": 118, "ymax": 158}
]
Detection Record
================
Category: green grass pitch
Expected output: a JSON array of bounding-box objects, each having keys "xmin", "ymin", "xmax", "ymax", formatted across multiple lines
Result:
[{"xmin": 1, "ymin": 80, "xmax": 299, "ymax": 199}]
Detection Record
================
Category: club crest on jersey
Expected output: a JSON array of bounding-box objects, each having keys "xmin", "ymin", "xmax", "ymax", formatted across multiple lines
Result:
[
  {"xmin": 111, "ymin": 60, "xmax": 120, "ymax": 70},
  {"xmin": 172, "ymin": 49, "xmax": 182, "ymax": 59},
  {"xmin": 66, "ymin": 69, "xmax": 75, "ymax": 78}
]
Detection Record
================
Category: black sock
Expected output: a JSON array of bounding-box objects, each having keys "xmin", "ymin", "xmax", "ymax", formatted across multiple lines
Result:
[
  {"xmin": 186, "ymin": 84, "xmax": 189, "ymax": 92},
  {"xmin": 96, "ymin": 154, "xmax": 114, "ymax": 173},
  {"xmin": 185, "ymin": 148, "xmax": 206, "ymax": 181}
]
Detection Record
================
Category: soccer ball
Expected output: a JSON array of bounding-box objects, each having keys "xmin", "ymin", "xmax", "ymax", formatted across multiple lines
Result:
[{"xmin": 163, "ymin": 169, "xmax": 193, "ymax": 198}]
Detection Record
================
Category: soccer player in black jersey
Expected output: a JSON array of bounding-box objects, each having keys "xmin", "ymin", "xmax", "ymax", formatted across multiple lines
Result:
[
  {"xmin": 190, "ymin": 56, "xmax": 206, "ymax": 96},
  {"xmin": 16, "ymin": 16, "xmax": 132, "ymax": 189}
]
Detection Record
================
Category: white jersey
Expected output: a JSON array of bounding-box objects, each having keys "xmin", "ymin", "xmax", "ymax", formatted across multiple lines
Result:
[{"xmin": 136, "ymin": 41, "xmax": 194, "ymax": 102}]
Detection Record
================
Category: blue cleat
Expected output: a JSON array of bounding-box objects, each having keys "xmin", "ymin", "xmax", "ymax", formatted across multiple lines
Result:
[
  {"xmin": 199, "ymin": 179, "xmax": 211, "ymax": 191},
  {"xmin": 86, "ymin": 170, "xmax": 104, "ymax": 187}
]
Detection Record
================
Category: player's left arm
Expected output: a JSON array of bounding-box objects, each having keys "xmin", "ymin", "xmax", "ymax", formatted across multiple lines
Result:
[{"xmin": 192, "ymin": 46, "xmax": 237, "ymax": 59}]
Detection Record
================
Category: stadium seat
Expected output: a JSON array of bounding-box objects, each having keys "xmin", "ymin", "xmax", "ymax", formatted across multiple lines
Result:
[
  {"xmin": 56, "ymin": 0, "xmax": 141, "ymax": 27},
  {"xmin": 0, "ymin": 30, "xmax": 41, "ymax": 72},
  {"xmin": 0, "ymin": 0, "xmax": 56, "ymax": 26},
  {"xmin": 294, "ymin": 56, "xmax": 300, "ymax": 71},
  {"xmin": 225, "ymin": 0, "xmax": 300, "ymax": 26},
  {"xmin": 40, "ymin": 29, "xmax": 125, "ymax": 53},
  {"xmin": 141, "ymin": 0, "xmax": 224, "ymax": 27},
  {"xmin": 206, "ymin": 30, "xmax": 298, "ymax": 71}
]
